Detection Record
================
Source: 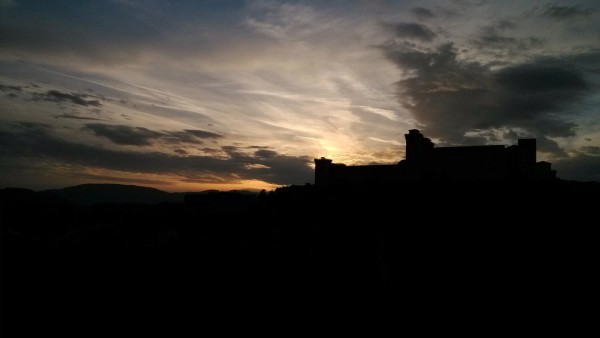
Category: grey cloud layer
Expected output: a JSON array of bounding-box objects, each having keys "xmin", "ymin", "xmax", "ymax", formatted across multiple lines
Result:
[
  {"xmin": 411, "ymin": 7, "xmax": 436, "ymax": 20},
  {"xmin": 543, "ymin": 5, "xmax": 595, "ymax": 19},
  {"xmin": 382, "ymin": 25, "xmax": 599, "ymax": 154},
  {"xmin": 0, "ymin": 84, "xmax": 23, "ymax": 92},
  {"xmin": 391, "ymin": 23, "xmax": 436, "ymax": 41},
  {"xmin": 37, "ymin": 90, "xmax": 102, "ymax": 107},
  {"xmin": 0, "ymin": 122, "xmax": 313, "ymax": 185},
  {"xmin": 470, "ymin": 20, "xmax": 544, "ymax": 55},
  {"xmin": 0, "ymin": 1, "xmax": 257, "ymax": 66},
  {"xmin": 553, "ymin": 153, "xmax": 600, "ymax": 182},
  {"xmin": 0, "ymin": 1, "xmax": 166, "ymax": 63},
  {"xmin": 84, "ymin": 124, "xmax": 223, "ymax": 146},
  {"xmin": 0, "ymin": 0, "xmax": 598, "ymax": 187},
  {"xmin": 55, "ymin": 114, "xmax": 103, "ymax": 121}
]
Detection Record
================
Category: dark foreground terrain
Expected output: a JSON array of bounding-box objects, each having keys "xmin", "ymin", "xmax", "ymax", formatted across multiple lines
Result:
[{"xmin": 1, "ymin": 180, "xmax": 597, "ymax": 333}]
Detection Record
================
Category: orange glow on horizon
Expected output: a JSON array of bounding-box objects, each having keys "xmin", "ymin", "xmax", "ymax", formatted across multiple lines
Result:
[
  {"xmin": 47, "ymin": 166, "xmax": 284, "ymax": 193},
  {"xmin": 166, "ymin": 179, "xmax": 280, "ymax": 193}
]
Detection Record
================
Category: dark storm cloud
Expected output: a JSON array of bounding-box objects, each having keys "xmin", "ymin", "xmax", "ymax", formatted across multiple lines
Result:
[
  {"xmin": 580, "ymin": 146, "xmax": 600, "ymax": 156},
  {"xmin": 543, "ymin": 5, "xmax": 594, "ymax": 19},
  {"xmin": 0, "ymin": 122, "xmax": 312, "ymax": 185},
  {"xmin": 36, "ymin": 90, "xmax": 102, "ymax": 107},
  {"xmin": 470, "ymin": 20, "xmax": 543, "ymax": 53},
  {"xmin": 85, "ymin": 124, "xmax": 163, "ymax": 146},
  {"xmin": 182, "ymin": 129, "xmax": 223, "ymax": 139},
  {"xmin": 0, "ymin": 1, "xmax": 246, "ymax": 65},
  {"xmin": 496, "ymin": 63, "xmax": 587, "ymax": 92},
  {"xmin": 54, "ymin": 113, "xmax": 103, "ymax": 121},
  {"xmin": 220, "ymin": 146, "xmax": 313, "ymax": 185},
  {"xmin": 391, "ymin": 23, "xmax": 436, "ymax": 42},
  {"xmin": 84, "ymin": 124, "xmax": 224, "ymax": 146},
  {"xmin": 553, "ymin": 153, "xmax": 600, "ymax": 182},
  {"xmin": 200, "ymin": 148, "xmax": 223, "ymax": 155},
  {"xmin": 0, "ymin": 84, "xmax": 23, "ymax": 92},
  {"xmin": 411, "ymin": 7, "xmax": 436, "ymax": 20},
  {"xmin": 254, "ymin": 149, "xmax": 278, "ymax": 158},
  {"xmin": 174, "ymin": 149, "xmax": 188, "ymax": 155},
  {"xmin": 381, "ymin": 42, "xmax": 598, "ymax": 153},
  {"xmin": 0, "ymin": 1, "xmax": 163, "ymax": 64}
]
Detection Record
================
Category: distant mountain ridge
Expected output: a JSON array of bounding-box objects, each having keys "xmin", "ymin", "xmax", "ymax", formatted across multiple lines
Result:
[
  {"xmin": 39, "ymin": 183, "xmax": 258, "ymax": 205},
  {"xmin": 43, "ymin": 184, "xmax": 182, "ymax": 205}
]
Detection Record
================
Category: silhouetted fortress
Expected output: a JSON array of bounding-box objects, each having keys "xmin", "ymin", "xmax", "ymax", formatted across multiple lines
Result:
[{"xmin": 315, "ymin": 129, "xmax": 556, "ymax": 185}]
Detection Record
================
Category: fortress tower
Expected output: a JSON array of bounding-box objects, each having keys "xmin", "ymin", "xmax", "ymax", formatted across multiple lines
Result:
[
  {"xmin": 404, "ymin": 129, "xmax": 434, "ymax": 164},
  {"xmin": 314, "ymin": 130, "xmax": 555, "ymax": 185},
  {"xmin": 314, "ymin": 157, "xmax": 333, "ymax": 185}
]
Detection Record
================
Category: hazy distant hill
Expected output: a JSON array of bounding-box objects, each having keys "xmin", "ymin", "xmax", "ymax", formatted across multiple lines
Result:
[
  {"xmin": 43, "ymin": 184, "xmax": 184, "ymax": 205},
  {"xmin": 0, "ymin": 187, "xmax": 74, "ymax": 208},
  {"xmin": 40, "ymin": 184, "xmax": 259, "ymax": 205}
]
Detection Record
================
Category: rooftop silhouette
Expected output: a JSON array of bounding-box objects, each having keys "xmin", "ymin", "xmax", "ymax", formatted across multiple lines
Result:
[{"xmin": 315, "ymin": 129, "xmax": 556, "ymax": 185}]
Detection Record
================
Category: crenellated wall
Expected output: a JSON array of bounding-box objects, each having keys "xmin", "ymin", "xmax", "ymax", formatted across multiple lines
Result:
[{"xmin": 314, "ymin": 130, "xmax": 554, "ymax": 185}]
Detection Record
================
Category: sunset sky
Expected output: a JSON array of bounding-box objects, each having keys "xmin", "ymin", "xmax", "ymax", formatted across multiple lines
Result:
[{"xmin": 1, "ymin": 0, "xmax": 599, "ymax": 191}]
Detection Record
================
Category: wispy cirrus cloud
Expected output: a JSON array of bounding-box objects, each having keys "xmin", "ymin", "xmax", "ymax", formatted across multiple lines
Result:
[{"xmin": 0, "ymin": 0, "xmax": 599, "ymax": 189}]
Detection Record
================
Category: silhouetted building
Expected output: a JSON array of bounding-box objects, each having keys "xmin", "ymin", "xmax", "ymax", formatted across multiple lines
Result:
[{"xmin": 315, "ymin": 129, "xmax": 556, "ymax": 184}]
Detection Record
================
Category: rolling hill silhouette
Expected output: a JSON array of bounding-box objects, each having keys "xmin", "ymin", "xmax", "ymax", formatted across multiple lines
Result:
[
  {"xmin": 2, "ymin": 179, "xmax": 598, "ymax": 335},
  {"xmin": 40, "ymin": 183, "xmax": 259, "ymax": 205},
  {"xmin": 44, "ymin": 183, "xmax": 182, "ymax": 205}
]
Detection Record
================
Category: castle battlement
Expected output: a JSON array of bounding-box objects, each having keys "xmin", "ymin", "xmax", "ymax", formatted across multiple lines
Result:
[{"xmin": 315, "ymin": 130, "xmax": 555, "ymax": 184}]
